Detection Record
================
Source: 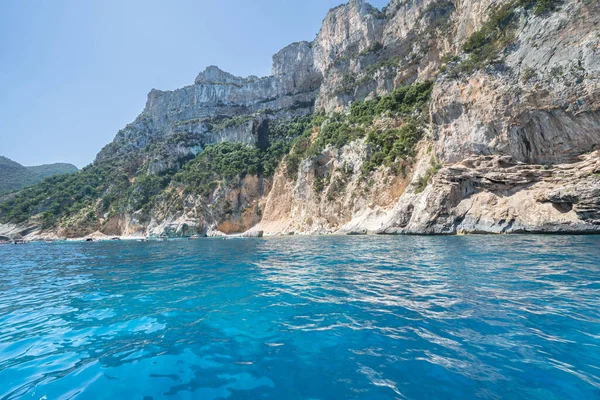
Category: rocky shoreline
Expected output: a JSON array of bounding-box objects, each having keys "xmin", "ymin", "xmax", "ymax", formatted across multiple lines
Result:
[{"xmin": 2, "ymin": 150, "xmax": 599, "ymax": 241}]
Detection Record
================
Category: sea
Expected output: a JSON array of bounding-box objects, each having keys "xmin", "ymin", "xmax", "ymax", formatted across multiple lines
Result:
[{"xmin": 1, "ymin": 235, "xmax": 599, "ymax": 399}]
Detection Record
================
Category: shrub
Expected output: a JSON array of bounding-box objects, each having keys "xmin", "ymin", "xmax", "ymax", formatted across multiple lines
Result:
[
  {"xmin": 348, "ymin": 81, "xmax": 433, "ymax": 126},
  {"xmin": 311, "ymin": 121, "xmax": 366, "ymax": 153},
  {"xmin": 519, "ymin": 0, "xmax": 561, "ymax": 14},
  {"xmin": 173, "ymin": 142, "xmax": 261, "ymax": 196},
  {"xmin": 360, "ymin": 41, "xmax": 384, "ymax": 56},
  {"xmin": 521, "ymin": 66, "xmax": 535, "ymax": 83},
  {"xmin": 362, "ymin": 121, "xmax": 424, "ymax": 174},
  {"xmin": 0, "ymin": 159, "xmax": 132, "ymax": 226},
  {"xmin": 414, "ymin": 158, "xmax": 443, "ymax": 193}
]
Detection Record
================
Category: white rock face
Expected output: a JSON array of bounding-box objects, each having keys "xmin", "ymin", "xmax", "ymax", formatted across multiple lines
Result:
[
  {"xmin": 432, "ymin": 0, "xmax": 600, "ymax": 164},
  {"xmin": 97, "ymin": 52, "xmax": 322, "ymax": 163},
  {"xmin": 194, "ymin": 65, "xmax": 250, "ymax": 86},
  {"xmin": 313, "ymin": 0, "xmax": 385, "ymax": 74}
]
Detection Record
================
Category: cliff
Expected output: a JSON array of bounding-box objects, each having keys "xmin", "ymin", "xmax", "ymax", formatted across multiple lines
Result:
[
  {"xmin": 1, "ymin": 0, "xmax": 599, "ymax": 239},
  {"xmin": 257, "ymin": 0, "xmax": 600, "ymax": 235}
]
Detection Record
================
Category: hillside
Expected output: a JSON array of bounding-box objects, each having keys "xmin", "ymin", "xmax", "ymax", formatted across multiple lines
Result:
[
  {"xmin": 0, "ymin": 0, "xmax": 598, "ymax": 239},
  {"xmin": 0, "ymin": 157, "xmax": 39, "ymax": 195},
  {"xmin": 26, "ymin": 163, "xmax": 79, "ymax": 180},
  {"xmin": 0, "ymin": 156, "xmax": 78, "ymax": 195}
]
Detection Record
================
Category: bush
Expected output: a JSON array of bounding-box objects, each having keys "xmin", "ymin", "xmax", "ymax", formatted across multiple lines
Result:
[
  {"xmin": 459, "ymin": 2, "xmax": 518, "ymax": 73},
  {"xmin": 173, "ymin": 142, "xmax": 261, "ymax": 196},
  {"xmin": 414, "ymin": 158, "xmax": 442, "ymax": 193},
  {"xmin": 362, "ymin": 121, "xmax": 424, "ymax": 174},
  {"xmin": 519, "ymin": 0, "xmax": 561, "ymax": 14},
  {"xmin": 284, "ymin": 130, "xmax": 312, "ymax": 180},
  {"xmin": 311, "ymin": 121, "xmax": 366, "ymax": 153},
  {"xmin": 282, "ymin": 82, "xmax": 435, "ymax": 180},
  {"xmin": 126, "ymin": 173, "xmax": 172, "ymax": 212},
  {"xmin": 521, "ymin": 66, "xmax": 535, "ymax": 83},
  {"xmin": 348, "ymin": 81, "xmax": 433, "ymax": 125}
]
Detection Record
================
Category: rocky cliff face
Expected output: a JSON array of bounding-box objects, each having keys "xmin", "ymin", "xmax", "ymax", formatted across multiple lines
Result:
[
  {"xmin": 96, "ymin": 41, "xmax": 322, "ymax": 174},
  {"xmin": 257, "ymin": 0, "xmax": 600, "ymax": 236},
  {"xmin": 432, "ymin": 0, "xmax": 600, "ymax": 164},
  {"xmin": 2, "ymin": 0, "xmax": 599, "ymax": 240}
]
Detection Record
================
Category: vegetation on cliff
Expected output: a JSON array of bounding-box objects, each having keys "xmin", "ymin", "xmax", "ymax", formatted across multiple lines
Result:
[
  {"xmin": 0, "ymin": 161, "xmax": 126, "ymax": 227},
  {"xmin": 0, "ymin": 116, "xmax": 317, "ymax": 229},
  {"xmin": 452, "ymin": 0, "xmax": 561, "ymax": 74},
  {"xmin": 0, "ymin": 77, "xmax": 432, "ymax": 230},
  {"xmin": 284, "ymin": 81, "xmax": 433, "ymax": 179}
]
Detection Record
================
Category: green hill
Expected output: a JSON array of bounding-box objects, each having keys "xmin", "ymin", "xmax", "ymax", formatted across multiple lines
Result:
[
  {"xmin": 0, "ymin": 156, "xmax": 78, "ymax": 195},
  {"xmin": 26, "ymin": 163, "xmax": 79, "ymax": 179}
]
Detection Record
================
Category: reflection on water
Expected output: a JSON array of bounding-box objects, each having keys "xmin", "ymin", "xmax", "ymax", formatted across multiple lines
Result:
[{"xmin": 1, "ymin": 235, "xmax": 600, "ymax": 399}]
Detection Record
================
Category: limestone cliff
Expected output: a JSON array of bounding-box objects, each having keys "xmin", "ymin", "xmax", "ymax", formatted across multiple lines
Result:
[{"xmin": 1, "ymin": 0, "xmax": 599, "ymax": 240}]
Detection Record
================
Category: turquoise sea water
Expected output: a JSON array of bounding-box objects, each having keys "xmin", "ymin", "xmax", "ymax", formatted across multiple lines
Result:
[{"xmin": 1, "ymin": 236, "xmax": 600, "ymax": 400}]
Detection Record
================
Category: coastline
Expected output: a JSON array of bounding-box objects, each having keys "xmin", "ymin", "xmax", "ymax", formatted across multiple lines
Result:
[{"xmin": 3, "ymin": 225, "xmax": 600, "ymax": 244}]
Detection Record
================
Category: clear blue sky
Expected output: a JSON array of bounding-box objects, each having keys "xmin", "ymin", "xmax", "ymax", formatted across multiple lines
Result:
[{"xmin": 0, "ymin": 0, "xmax": 389, "ymax": 168}]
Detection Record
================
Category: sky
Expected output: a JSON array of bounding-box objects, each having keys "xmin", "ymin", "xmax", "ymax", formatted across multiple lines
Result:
[{"xmin": 0, "ymin": 0, "xmax": 389, "ymax": 168}]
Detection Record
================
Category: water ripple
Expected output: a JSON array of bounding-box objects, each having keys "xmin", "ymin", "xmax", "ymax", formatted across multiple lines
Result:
[{"xmin": 0, "ymin": 235, "xmax": 599, "ymax": 399}]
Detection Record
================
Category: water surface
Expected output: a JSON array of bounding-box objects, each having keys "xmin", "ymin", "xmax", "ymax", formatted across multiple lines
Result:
[{"xmin": 1, "ymin": 235, "xmax": 600, "ymax": 399}]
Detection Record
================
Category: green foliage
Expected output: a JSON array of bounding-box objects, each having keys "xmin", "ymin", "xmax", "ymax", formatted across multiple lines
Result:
[
  {"xmin": 0, "ymin": 80, "xmax": 435, "ymax": 225},
  {"xmin": 441, "ymin": 53, "xmax": 460, "ymax": 64},
  {"xmin": 174, "ymin": 142, "xmax": 261, "ymax": 196},
  {"xmin": 281, "ymin": 113, "xmax": 334, "ymax": 180},
  {"xmin": 0, "ymin": 160, "xmax": 130, "ymax": 226},
  {"xmin": 459, "ymin": 1, "xmax": 518, "ymax": 73},
  {"xmin": 262, "ymin": 116, "xmax": 316, "ymax": 178},
  {"xmin": 344, "ymin": 82, "xmax": 434, "ymax": 174},
  {"xmin": 463, "ymin": 3, "xmax": 516, "ymax": 53},
  {"xmin": 26, "ymin": 163, "xmax": 78, "ymax": 179},
  {"xmin": 550, "ymin": 65, "xmax": 564, "ymax": 78},
  {"xmin": 519, "ymin": 0, "xmax": 562, "ymax": 14},
  {"xmin": 0, "ymin": 156, "xmax": 78, "ymax": 195},
  {"xmin": 521, "ymin": 66, "xmax": 536, "ymax": 83},
  {"xmin": 284, "ymin": 82, "xmax": 434, "ymax": 181},
  {"xmin": 262, "ymin": 140, "xmax": 292, "ymax": 177},
  {"xmin": 0, "ymin": 156, "xmax": 40, "ymax": 195},
  {"xmin": 173, "ymin": 117, "xmax": 314, "ymax": 195},
  {"xmin": 284, "ymin": 128, "xmax": 314, "ymax": 180},
  {"xmin": 423, "ymin": 0, "xmax": 456, "ymax": 14},
  {"xmin": 362, "ymin": 122, "xmax": 424, "ymax": 174},
  {"xmin": 348, "ymin": 81, "xmax": 434, "ymax": 125},
  {"xmin": 335, "ymin": 56, "xmax": 401, "ymax": 95},
  {"xmin": 359, "ymin": 41, "xmax": 384, "ymax": 56},
  {"xmin": 415, "ymin": 158, "xmax": 442, "ymax": 193},
  {"xmin": 362, "ymin": 56, "xmax": 401, "ymax": 77},
  {"xmin": 126, "ymin": 173, "xmax": 172, "ymax": 213},
  {"xmin": 268, "ymin": 116, "xmax": 312, "ymax": 140},
  {"xmin": 311, "ymin": 120, "xmax": 366, "ymax": 154},
  {"xmin": 208, "ymin": 115, "xmax": 254, "ymax": 132},
  {"xmin": 313, "ymin": 171, "xmax": 326, "ymax": 194},
  {"xmin": 421, "ymin": 0, "xmax": 456, "ymax": 34}
]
